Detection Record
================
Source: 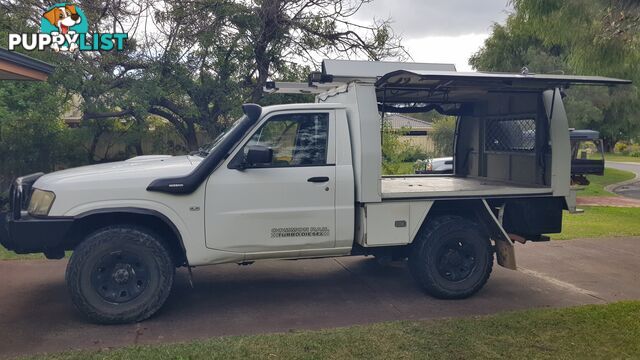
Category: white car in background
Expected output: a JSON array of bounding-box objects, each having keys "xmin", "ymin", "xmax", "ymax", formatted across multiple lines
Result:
[{"xmin": 415, "ymin": 157, "xmax": 453, "ymax": 174}]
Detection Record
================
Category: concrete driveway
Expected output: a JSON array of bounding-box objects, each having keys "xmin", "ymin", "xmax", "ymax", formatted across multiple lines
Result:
[
  {"xmin": 1, "ymin": 236, "xmax": 640, "ymax": 358},
  {"xmin": 607, "ymin": 161, "xmax": 640, "ymax": 199}
]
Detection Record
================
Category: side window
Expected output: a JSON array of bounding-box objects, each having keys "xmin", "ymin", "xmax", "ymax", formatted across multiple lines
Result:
[
  {"xmin": 485, "ymin": 118, "xmax": 536, "ymax": 153},
  {"xmin": 245, "ymin": 113, "xmax": 329, "ymax": 167}
]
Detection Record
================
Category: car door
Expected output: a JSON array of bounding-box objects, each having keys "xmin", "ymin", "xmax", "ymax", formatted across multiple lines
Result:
[{"xmin": 204, "ymin": 111, "xmax": 336, "ymax": 255}]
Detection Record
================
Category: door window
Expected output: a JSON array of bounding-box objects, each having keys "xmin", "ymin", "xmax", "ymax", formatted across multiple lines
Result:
[{"xmin": 244, "ymin": 113, "xmax": 329, "ymax": 167}]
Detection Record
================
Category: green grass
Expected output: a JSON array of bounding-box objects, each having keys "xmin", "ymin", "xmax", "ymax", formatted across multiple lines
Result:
[
  {"xmin": 23, "ymin": 301, "xmax": 640, "ymax": 360},
  {"xmin": 605, "ymin": 153, "xmax": 640, "ymax": 163},
  {"xmin": 578, "ymin": 167, "xmax": 636, "ymax": 197},
  {"xmin": 553, "ymin": 206, "xmax": 640, "ymax": 240},
  {"xmin": 382, "ymin": 161, "xmax": 415, "ymax": 175},
  {"xmin": 0, "ymin": 248, "xmax": 71, "ymax": 261},
  {"xmin": 0, "ymin": 247, "xmax": 45, "ymax": 260}
]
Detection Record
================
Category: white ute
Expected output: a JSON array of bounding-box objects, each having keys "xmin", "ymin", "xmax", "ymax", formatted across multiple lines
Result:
[{"xmin": 0, "ymin": 60, "xmax": 630, "ymax": 323}]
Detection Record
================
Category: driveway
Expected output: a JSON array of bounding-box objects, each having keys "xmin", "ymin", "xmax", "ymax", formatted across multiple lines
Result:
[
  {"xmin": 607, "ymin": 161, "xmax": 640, "ymax": 199},
  {"xmin": 1, "ymin": 237, "xmax": 640, "ymax": 358}
]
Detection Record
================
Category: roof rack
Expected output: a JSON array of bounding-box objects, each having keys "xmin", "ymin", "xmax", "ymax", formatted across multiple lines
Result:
[{"xmin": 264, "ymin": 59, "xmax": 457, "ymax": 95}]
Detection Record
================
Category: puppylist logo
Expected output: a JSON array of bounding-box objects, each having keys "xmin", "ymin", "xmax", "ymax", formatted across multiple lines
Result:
[{"xmin": 8, "ymin": 3, "xmax": 128, "ymax": 52}]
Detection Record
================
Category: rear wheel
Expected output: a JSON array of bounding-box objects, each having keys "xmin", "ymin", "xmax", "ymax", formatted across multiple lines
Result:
[
  {"xmin": 66, "ymin": 225, "xmax": 174, "ymax": 324},
  {"xmin": 408, "ymin": 216, "xmax": 493, "ymax": 299}
]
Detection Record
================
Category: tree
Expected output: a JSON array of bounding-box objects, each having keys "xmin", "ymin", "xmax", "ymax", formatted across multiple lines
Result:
[
  {"xmin": 1, "ymin": 0, "xmax": 406, "ymax": 158},
  {"xmin": 145, "ymin": 0, "xmax": 406, "ymax": 150},
  {"xmin": 0, "ymin": 81, "xmax": 86, "ymax": 192},
  {"xmin": 508, "ymin": 0, "xmax": 640, "ymax": 81},
  {"xmin": 431, "ymin": 117, "xmax": 456, "ymax": 157},
  {"xmin": 470, "ymin": 1, "xmax": 640, "ymax": 148}
]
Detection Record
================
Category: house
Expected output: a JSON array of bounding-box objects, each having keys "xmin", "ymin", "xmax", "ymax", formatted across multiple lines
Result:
[
  {"xmin": 385, "ymin": 113, "xmax": 435, "ymax": 153},
  {"xmin": 0, "ymin": 48, "xmax": 54, "ymax": 81},
  {"xmin": 61, "ymin": 94, "xmax": 83, "ymax": 128}
]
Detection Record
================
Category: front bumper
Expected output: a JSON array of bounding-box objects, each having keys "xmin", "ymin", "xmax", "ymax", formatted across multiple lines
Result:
[
  {"xmin": 0, "ymin": 212, "xmax": 74, "ymax": 254},
  {"xmin": 0, "ymin": 173, "xmax": 75, "ymax": 257}
]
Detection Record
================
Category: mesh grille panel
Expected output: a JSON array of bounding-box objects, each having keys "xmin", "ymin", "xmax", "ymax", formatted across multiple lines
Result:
[{"xmin": 485, "ymin": 118, "xmax": 536, "ymax": 152}]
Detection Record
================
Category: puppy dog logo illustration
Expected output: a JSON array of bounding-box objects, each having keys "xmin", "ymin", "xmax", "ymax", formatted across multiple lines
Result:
[
  {"xmin": 40, "ymin": 3, "xmax": 88, "ymax": 52},
  {"xmin": 8, "ymin": 2, "xmax": 127, "ymax": 52}
]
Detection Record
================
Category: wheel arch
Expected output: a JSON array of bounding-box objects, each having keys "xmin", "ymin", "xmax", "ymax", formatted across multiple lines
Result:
[
  {"xmin": 423, "ymin": 199, "xmax": 515, "ymax": 269},
  {"xmin": 424, "ymin": 200, "xmax": 503, "ymax": 235},
  {"xmin": 67, "ymin": 208, "xmax": 188, "ymax": 267}
]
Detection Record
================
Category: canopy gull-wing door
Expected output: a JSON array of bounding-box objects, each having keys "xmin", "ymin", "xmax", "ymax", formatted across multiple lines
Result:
[{"xmin": 374, "ymin": 70, "xmax": 631, "ymax": 113}]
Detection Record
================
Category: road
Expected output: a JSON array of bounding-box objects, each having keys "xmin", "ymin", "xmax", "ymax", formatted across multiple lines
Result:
[
  {"xmin": 1, "ymin": 236, "xmax": 640, "ymax": 359},
  {"xmin": 607, "ymin": 161, "xmax": 640, "ymax": 199}
]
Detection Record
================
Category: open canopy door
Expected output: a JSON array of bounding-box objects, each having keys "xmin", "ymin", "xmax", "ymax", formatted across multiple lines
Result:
[{"xmin": 375, "ymin": 70, "xmax": 632, "ymax": 107}]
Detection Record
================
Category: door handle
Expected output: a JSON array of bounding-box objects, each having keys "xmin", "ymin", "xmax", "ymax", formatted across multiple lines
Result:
[{"xmin": 307, "ymin": 176, "xmax": 329, "ymax": 183}]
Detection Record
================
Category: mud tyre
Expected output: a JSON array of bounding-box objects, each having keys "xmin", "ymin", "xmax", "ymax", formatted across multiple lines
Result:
[
  {"xmin": 408, "ymin": 216, "xmax": 493, "ymax": 299},
  {"xmin": 66, "ymin": 225, "xmax": 174, "ymax": 324}
]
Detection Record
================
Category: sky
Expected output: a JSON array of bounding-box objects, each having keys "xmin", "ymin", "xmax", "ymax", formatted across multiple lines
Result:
[{"xmin": 354, "ymin": 0, "xmax": 513, "ymax": 71}]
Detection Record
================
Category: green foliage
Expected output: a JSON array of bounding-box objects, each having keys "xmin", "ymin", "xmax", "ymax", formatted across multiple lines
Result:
[
  {"xmin": 381, "ymin": 122, "xmax": 431, "ymax": 174},
  {"xmin": 614, "ymin": 142, "xmax": 628, "ymax": 153},
  {"xmin": 0, "ymin": 82, "xmax": 86, "ymax": 188},
  {"xmin": 431, "ymin": 117, "xmax": 456, "ymax": 157},
  {"xmin": 470, "ymin": 1, "xmax": 640, "ymax": 148},
  {"xmin": 0, "ymin": 0, "xmax": 407, "ymax": 191},
  {"xmin": 626, "ymin": 145, "xmax": 640, "ymax": 157},
  {"xmin": 605, "ymin": 152, "xmax": 640, "ymax": 163}
]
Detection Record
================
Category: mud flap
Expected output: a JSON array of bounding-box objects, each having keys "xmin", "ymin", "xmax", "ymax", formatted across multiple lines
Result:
[
  {"xmin": 493, "ymin": 237, "xmax": 517, "ymax": 270},
  {"xmin": 481, "ymin": 200, "xmax": 517, "ymax": 270}
]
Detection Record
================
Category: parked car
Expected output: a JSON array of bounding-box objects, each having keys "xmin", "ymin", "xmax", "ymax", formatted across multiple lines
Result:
[{"xmin": 415, "ymin": 157, "xmax": 453, "ymax": 174}]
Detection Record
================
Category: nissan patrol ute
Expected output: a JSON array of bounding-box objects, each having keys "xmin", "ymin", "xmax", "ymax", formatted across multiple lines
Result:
[{"xmin": 0, "ymin": 60, "xmax": 630, "ymax": 324}]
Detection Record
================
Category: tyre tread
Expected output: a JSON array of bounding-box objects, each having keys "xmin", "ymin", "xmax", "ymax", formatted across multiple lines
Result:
[
  {"xmin": 409, "ymin": 215, "xmax": 493, "ymax": 299},
  {"xmin": 65, "ymin": 225, "xmax": 174, "ymax": 324}
]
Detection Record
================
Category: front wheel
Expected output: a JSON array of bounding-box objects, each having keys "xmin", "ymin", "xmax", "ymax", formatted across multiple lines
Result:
[
  {"xmin": 66, "ymin": 225, "xmax": 175, "ymax": 324},
  {"xmin": 409, "ymin": 216, "xmax": 493, "ymax": 299}
]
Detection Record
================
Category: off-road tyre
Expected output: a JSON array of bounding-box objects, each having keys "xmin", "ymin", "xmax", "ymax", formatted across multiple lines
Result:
[
  {"xmin": 408, "ymin": 215, "xmax": 493, "ymax": 299},
  {"xmin": 66, "ymin": 225, "xmax": 174, "ymax": 324}
]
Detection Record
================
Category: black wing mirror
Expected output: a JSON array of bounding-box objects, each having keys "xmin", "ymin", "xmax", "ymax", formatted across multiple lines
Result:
[
  {"xmin": 228, "ymin": 145, "xmax": 273, "ymax": 170},
  {"xmin": 246, "ymin": 145, "xmax": 273, "ymax": 165}
]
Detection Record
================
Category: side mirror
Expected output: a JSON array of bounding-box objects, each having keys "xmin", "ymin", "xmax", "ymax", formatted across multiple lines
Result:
[{"xmin": 245, "ymin": 145, "xmax": 273, "ymax": 166}]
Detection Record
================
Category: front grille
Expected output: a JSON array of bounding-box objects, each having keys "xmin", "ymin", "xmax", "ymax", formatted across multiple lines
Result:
[
  {"xmin": 9, "ymin": 182, "xmax": 20, "ymax": 219},
  {"xmin": 9, "ymin": 173, "xmax": 44, "ymax": 220}
]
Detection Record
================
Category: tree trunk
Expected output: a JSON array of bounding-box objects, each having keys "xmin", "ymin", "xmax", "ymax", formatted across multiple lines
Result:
[
  {"xmin": 184, "ymin": 122, "xmax": 199, "ymax": 151},
  {"xmin": 133, "ymin": 142, "xmax": 144, "ymax": 156},
  {"xmin": 88, "ymin": 132, "xmax": 101, "ymax": 164}
]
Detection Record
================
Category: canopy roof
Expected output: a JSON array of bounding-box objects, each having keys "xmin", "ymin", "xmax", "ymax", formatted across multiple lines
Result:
[
  {"xmin": 375, "ymin": 70, "xmax": 631, "ymax": 104},
  {"xmin": 570, "ymin": 129, "xmax": 600, "ymax": 140},
  {"xmin": 321, "ymin": 59, "xmax": 456, "ymax": 83}
]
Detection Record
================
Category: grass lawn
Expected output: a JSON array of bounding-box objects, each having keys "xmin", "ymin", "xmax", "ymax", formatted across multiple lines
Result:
[
  {"xmin": 0, "ymin": 248, "xmax": 71, "ymax": 261},
  {"xmin": 605, "ymin": 153, "xmax": 640, "ymax": 163},
  {"xmin": 382, "ymin": 161, "xmax": 414, "ymax": 175},
  {"xmin": 578, "ymin": 167, "xmax": 636, "ymax": 197},
  {"xmin": 23, "ymin": 301, "xmax": 640, "ymax": 360},
  {"xmin": 0, "ymin": 247, "xmax": 45, "ymax": 261},
  {"xmin": 553, "ymin": 206, "xmax": 640, "ymax": 240}
]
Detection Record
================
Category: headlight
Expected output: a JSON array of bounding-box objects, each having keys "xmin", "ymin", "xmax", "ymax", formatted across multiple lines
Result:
[{"xmin": 27, "ymin": 189, "xmax": 56, "ymax": 216}]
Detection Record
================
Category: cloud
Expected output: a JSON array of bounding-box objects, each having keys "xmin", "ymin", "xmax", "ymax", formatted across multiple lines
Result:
[
  {"xmin": 354, "ymin": 0, "xmax": 512, "ymax": 37},
  {"xmin": 404, "ymin": 34, "xmax": 490, "ymax": 72}
]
